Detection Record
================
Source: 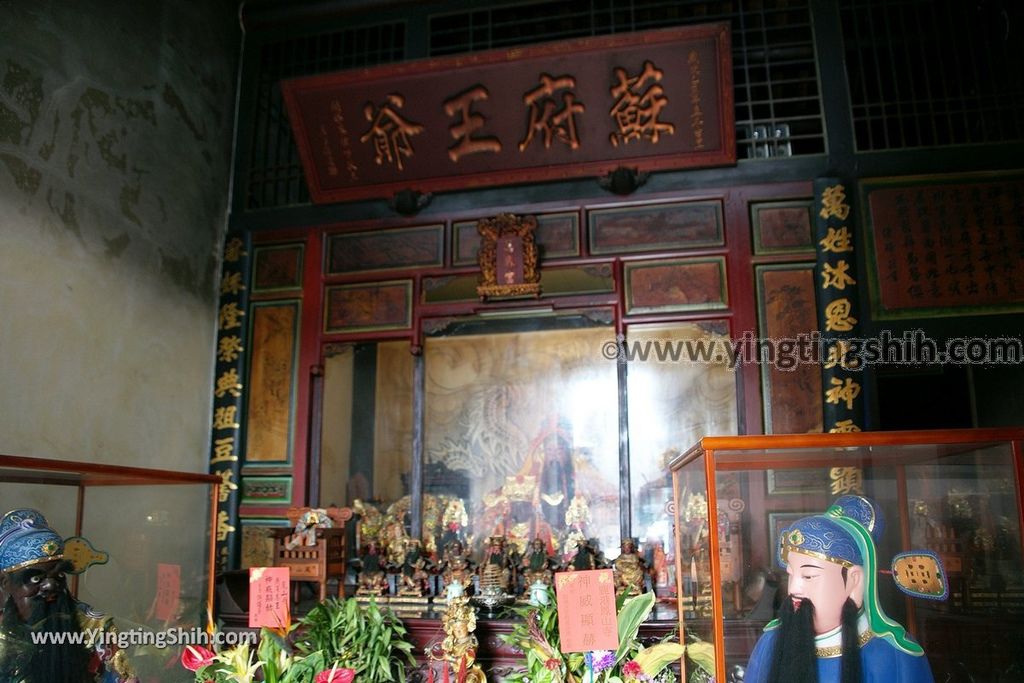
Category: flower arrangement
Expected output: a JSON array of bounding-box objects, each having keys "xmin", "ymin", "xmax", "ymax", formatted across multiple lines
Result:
[
  {"xmin": 500, "ymin": 588, "xmax": 714, "ymax": 683},
  {"xmin": 181, "ymin": 597, "xmax": 413, "ymax": 683},
  {"xmin": 180, "ymin": 632, "xmax": 337, "ymax": 683}
]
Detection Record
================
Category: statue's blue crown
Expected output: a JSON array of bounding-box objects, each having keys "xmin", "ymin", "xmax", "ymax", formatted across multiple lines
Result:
[
  {"xmin": 0, "ymin": 508, "xmax": 64, "ymax": 573},
  {"xmin": 778, "ymin": 495, "xmax": 884, "ymax": 568}
]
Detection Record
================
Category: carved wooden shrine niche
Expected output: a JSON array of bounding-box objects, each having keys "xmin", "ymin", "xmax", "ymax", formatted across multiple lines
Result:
[{"xmin": 476, "ymin": 213, "xmax": 542, "ymax": 300}]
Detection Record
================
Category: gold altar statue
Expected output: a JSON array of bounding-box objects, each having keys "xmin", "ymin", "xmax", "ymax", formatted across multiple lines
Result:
[
  {"xmin": 429, "ymin": 594, "xmax": 486, "ymax": 683},
  {"xmin": 475, "ymin": 418, "xmax": 580, "ymax": 559},
  {"xmin": 440, "ymin": 539, "xmax": 476, "ymax": 593},
  {"xmin": 613, "ymin": 537, "xmax": 647, "ymax": 597},
  {"xmin": 441, "ymin": 498, "xmax": 469, "ymax": 550},
  {"xmin": 564, "ymin": 492, "xmax": 591, "ymax": 530},
  {"xmin": 353, "ymin": 498, "xmax": 385, "ymax": 544},
  {"xmin": 478, "ymin": 535, "xmax": 513, "ymax": 593},
  {"xmin": 384, "ymin": 493, "xmax": 457, "ymax": 561},
  {"xmin": 384, "ymin": 520, "xmax": 410, "ymax": 567}
]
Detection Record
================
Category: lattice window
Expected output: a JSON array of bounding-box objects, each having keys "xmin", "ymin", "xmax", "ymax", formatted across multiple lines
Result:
[
  {"xmin": 430, "ymin": 0, "xmax": 825, "ymax": 159},
  {"xmin": 244, "ymin": 24, "xmax": 406, "ymax": 210},
  {"xmin": 842, "ymin": 0, "xmax": 1024, "ymax": 151}
]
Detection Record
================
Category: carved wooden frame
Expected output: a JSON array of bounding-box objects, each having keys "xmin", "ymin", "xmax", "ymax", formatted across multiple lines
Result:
[{"xmin": 476, "ymin": 213, "xmax": 542, "ymax": 300}]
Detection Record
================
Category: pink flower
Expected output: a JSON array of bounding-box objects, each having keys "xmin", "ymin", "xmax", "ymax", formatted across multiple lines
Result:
[
  {"xmin": 316, "ymin": 667, "xmax": 357, "ymax": 683},
  {"xmin": 622, "ymin": 661, "xmax": 644, "ymax": 679},
  {"xmin": 180, "ymin": 645, "xmax": 216, "ymax": 672}
]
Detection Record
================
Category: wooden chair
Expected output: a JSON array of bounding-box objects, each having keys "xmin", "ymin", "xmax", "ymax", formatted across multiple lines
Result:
[{"xmin": 272, "ymin": 506, "xmax": 353, "ymax": 603}]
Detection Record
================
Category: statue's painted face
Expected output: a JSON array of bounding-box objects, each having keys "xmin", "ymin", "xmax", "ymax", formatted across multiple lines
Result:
[
  {"xmin": 784, "ymin": 550, "xmax": 860, "ymax": 635},
  {"xmin": 2, "ymin": 559, "xmax": 72, "ymax": 621}
]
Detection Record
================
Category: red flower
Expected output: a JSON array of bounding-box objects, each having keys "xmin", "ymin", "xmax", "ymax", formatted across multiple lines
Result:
[
  {"xmin": 622, "ymin": 661, "xmax": 644, "ymax": 679},
  {"xmin": 316, "ymin": 667, "xmax": 357, "ymax": 683},
  {"xmin": 180, "ymin": 645, "xmax": 216, "ymax": 672},
  {"xmin": 544, "ymin": 658, "xmax": 561, "ymax": 671}
]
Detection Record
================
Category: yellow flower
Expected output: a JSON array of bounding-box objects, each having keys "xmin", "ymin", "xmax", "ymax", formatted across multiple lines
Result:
[{"xmin": 214, "ymin": 642, "xmax": 263, "ymax": 683}]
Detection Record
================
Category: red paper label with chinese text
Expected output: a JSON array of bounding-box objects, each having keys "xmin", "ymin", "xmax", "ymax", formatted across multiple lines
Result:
[
  {"xmin": 154, "ymin": 563, "xmax": 181, "ymax": 622},
  {"xmin": 554, "ymin": 569, "xmax": 619, "ymax": 652},
  {"xmin": 248, "ymin": 566, "xmax": 291, "ymax": 629}
]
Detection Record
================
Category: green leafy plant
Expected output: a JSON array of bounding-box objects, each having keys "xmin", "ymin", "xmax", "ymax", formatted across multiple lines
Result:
[
  {"xmin": 293, "ymin": 598, "xmax": 416, "ymax": 683},
  {"xmin": 183, "ymin": 597, "xmax": 414, "ymax": 683},
  {"xmin": 186, "ymin": 628, "xmax": 328, "ymax": 683},
  {"xmin": 500, "ymin": 588, "xmax": 711, "ymax": 683}
]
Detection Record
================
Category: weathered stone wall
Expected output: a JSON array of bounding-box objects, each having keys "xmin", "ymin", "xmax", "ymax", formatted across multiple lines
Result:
[{"xmin": 0, "ymin": 0, "xmax": 240, "ymax": 470}]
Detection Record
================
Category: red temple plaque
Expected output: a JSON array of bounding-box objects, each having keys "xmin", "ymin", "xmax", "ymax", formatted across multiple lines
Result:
[
  {"xmin": 863, "ymin": 174, "xmax": 1024, "ymax": 317},
  {"xmin": 281, "ymin": 25, "xmax": 734, "ymax": 204}
]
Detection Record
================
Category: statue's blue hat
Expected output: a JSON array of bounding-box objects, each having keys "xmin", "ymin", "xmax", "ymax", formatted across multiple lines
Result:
[
  {"xmin": 779, "ymin": 495, "xmax": 885, "ymax": 568},
  {"xmin": 0, "ymin": 509, "xmax": 64, "ymax": 573}
]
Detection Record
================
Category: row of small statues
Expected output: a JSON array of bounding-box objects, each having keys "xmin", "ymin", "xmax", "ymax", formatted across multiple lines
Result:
[{"xmin": 355, "ymin": 534, "xmax": 650, "ymax": 599}]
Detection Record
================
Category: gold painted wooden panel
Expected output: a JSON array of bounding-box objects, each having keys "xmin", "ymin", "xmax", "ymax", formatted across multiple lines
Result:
[
  {"xmin": 756, "ymin": 265, "xmax": 823, "ymax": 434},
  {"xmin": 624, "ymin": 256, "xmax": 727, "ymax": 314},
  {"xmin": 245, "ymin": 302, "xmax": 298, "ymax": 462},
  {"xmin": 253, "ymin": 244, "xmax": 304, "ymax": 291},
  {"xmin": 589, "ymin": 200, "xmax": 723, "ymax": 255},
  {"xmin": 324, "ymin": 281, "xmax": 412, "ymax": 333},
  {"xmin": 326, "ymin": 224, "xmax": 443, "ymax": 274},
  {"xmin": 751, "ymin": 200, "xmax": 814, "ymax": 254}
]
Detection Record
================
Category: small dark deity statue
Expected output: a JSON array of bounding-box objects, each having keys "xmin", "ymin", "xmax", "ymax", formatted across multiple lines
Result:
[
  {"xmin": 356, "ymin": 540, "xmax": 389, "ymax": 596},
  {"xmin": 521, "ymin": 537, "xmax": 557, "ymax": 587},
  {"xmin": 568, "ymin": 537, "xmax": 602, "ymax": 571},
  {"xmin": 397, "ymin": 539, "xmax": 431, "ymax": 597}
]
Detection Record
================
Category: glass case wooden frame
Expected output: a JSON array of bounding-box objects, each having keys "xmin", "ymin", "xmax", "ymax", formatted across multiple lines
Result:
[
  {"xmin": 668, "ymin": 428, "xmax": 1024, "ymax": 683},
  {"xmin": 0, "ymin": 453, "xmax": 221, "ymax": 629}
]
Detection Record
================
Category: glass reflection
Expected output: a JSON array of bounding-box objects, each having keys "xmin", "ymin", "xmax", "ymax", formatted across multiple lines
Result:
[{"xmin": 423, "ymin": 322, "xmax": 620, "ymax": 565}]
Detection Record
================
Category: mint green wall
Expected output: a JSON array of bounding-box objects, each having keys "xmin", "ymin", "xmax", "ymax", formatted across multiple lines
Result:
[{"xmin": 0, "ymin": 0, "xmax": 240, "ymax": 470}]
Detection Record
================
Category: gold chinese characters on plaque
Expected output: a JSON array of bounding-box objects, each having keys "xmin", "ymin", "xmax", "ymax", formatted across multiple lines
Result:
[
  {"xmin": 281, "ymin": 25, "xmax": 734, "ymax": 204},
  {"xmin": 476, "ymin": 213, "xmax": 542, "ymax": 300}
]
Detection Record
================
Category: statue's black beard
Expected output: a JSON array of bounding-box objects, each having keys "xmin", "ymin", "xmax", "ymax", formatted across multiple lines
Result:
[
  {"xmin": 839, "ymin": 598, "xmax": 863, "ymax": 683},
  {"xmin": 766, "ymin": 597, "xmax": 863, "ymax": 683},
  {"xmin": 1, "ymin": 592, "xmax": 93, "ymax": 683},
  {"xmin": 768, "ymin": 597, "xmax": 817, "ymax": 683}
]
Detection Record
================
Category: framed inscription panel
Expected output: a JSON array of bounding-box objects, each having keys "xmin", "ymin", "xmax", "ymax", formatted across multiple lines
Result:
[
  {"xmin": 282, "ymin": 25, "xmax": 734, "ymax": 203},
  {"xmin": 862, "ymin": 173, "xmax": 1024, "ymax": 319}
]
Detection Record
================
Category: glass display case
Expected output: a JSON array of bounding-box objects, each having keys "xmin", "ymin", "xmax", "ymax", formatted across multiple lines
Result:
[
  {"xmin": 0, "ymin": 453, "xmax": 220, "ymax": 682},
  {"xmin": 669, "ymin": 429, "xmax": 1024, "ymax": 683},
  {"xmin": 421, "ymin": 315, "xmax": 621, "ymax": 562},
  {"xmin": 310, "ymin": 310, "xmax": 739, "ymax": 609}
]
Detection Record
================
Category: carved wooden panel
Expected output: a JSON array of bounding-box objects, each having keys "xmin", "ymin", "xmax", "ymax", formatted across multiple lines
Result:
[{"xmin": 624, "ymin": 256, "xmax": 727, "ymax": 314}]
